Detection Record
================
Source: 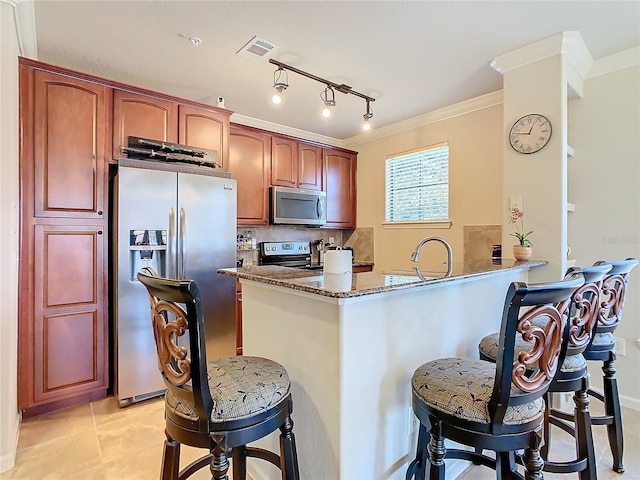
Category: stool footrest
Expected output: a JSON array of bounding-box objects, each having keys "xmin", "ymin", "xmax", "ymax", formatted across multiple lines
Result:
[
  {"xmin": 587, "ymin": 388, "xmax": 605, "ymax": 402},
  {"xmin": 178, "ymin": 454, "xmax": 213, "ymax": 480},
  {"xmin": 246, "ymin": 447, "xmax": 281, "ymax": 468},
  {"xmin": 548, "ymin": 413, "xmax": 577, "ymax": 437}
]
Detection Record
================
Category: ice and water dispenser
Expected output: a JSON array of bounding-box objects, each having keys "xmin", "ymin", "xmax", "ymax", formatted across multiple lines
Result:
[{"xmin": 129, "ymin": 229, "xmax": 167, "ymax": 280}]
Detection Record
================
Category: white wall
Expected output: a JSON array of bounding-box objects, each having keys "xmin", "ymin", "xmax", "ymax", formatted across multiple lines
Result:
[
  {"xmin": 568, "ymin": 65, "xmax": 640, "ymax": 407},
  {"xmin": 354, "ymin": 103, "xmax": 504, "ymax": 271},
  {"xmin": 0, "ymin": 0, "xmax": 22, "ymax": 471}
]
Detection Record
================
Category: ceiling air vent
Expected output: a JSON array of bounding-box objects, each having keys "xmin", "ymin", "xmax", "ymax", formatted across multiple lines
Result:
[{"xmin": 236, "ymin": 35, "xmax": 278, "ymax": 59}]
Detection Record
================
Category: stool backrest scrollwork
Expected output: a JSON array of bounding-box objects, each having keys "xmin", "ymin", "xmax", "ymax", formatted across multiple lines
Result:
[
  {"xmin": 489, "ymin": 272, "xmax": 584, "ymax": 432},
  {"xmin": 563, "ymin": 264, "xmax": 612, "ymax": 356},
  {"xmin": 592, "ymin": 258, "xmax": 638, "ymax": 336},
  {"xmin": 138, "ymin": 267, "xmax": 213, "ymax": 432}
]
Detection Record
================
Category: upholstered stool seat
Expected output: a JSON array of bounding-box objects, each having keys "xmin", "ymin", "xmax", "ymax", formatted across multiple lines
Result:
[
  {"xmin": 412, "ymin": 358, "xmax": 545, "ymax": 426},
  {"xmin": 137, "ymin": 268, "xmax": 300, "ymax": 480},
  {"xmin": 406, "ymin": 273, "xmax": 585, "ymax": 480},
  {"xmin": 165, "ymin": 356, "xmax": 290, "ymax": 423}
]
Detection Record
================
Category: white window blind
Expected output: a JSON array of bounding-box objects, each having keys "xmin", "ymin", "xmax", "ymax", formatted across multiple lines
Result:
[{"xmin": 385, "ymin": 143, "xmax": 449, "ymax": 222}]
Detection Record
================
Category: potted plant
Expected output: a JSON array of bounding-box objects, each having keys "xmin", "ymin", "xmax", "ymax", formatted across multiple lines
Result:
[{"xmin": 509, "ymin": 207, "xmax": 533, "ymax": 260}]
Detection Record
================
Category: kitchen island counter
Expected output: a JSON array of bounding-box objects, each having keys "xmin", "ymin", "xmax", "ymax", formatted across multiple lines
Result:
[
  {"xmin": 219, "ymin": 258, "xmax": 546, "ymax": 300},
  {"xmin": 219, "ymin": 260, "xmax": 546, "ymax": 480}
]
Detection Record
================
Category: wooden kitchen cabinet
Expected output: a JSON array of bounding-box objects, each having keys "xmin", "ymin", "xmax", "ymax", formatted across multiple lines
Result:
[
  {"xmin": 30, "ymin": 225, "xmax": 108, "ymax": 405},
  {"xmin": 298, "ymin": 143, "xmax": 323, "ymax": 190},
  {"xmin": 19, "ymin": 60, "xmax": 110, "ymax": 414},
  {"xmin": 33, "ymin": 70, "xmax": 108, "ymax": 219},
  {"xmin": 323, "ymin": 149, "xmax": 357, "ymax": 228},
  {"xmin": 228, "ymin": 125, "xmax": 271, "ymax": 226},
  {"xmin": 271, "ymin": 137, "xmax": 322, "ymax": 190},
  {"xmin": 178, "ymin": 105, "xmax": 230, "ymax": 170},
  {"xmin": 271, "ymin": 136, "xmax": 298, "ymax": 188},
  {"xmin": 112, "ymin": 89, "xmax": 178, "ymax": 158}
]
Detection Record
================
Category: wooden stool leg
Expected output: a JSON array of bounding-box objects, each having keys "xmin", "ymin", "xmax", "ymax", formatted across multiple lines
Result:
[
  {"xmin": 541, "ymin": 392, "xmax": 551, "ymax": 459},
  {"xmin": 426, "ymin": 415, "xmax": 445, "ymax": 480},
  {"xmin": 231, "ymin": 446, "xmax": 247, "ymax": 480},
  {"xmin": 161, "ymin": 432, "xmax": 180, "ymax": 480},
  {"xmin": 279, "ymin": 415, "xmax": 300, "ymax": 480},
  {"xmin": 523, "ymin": 428, "xmax": 544, "ymax": 480},
  {"xmin": 411, "ymin": 423, "xmax": 429, "ymax": 480},
  {"xmin": 210, "ymin": 435, "xmax": 230, "ymax": 480},
  {"xmin": 574, "ymin": 383, "xmax": 597, "ymax": 480},
  {"xmin": 496, "ymin": 451, "xmax": 515, "ymax": 480},
  {"xmin": 603, "ymin": 356, "xmax": 625, "ymax": 473}
]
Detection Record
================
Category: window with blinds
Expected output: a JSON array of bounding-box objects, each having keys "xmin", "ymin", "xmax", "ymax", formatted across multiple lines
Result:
[{"xmin": 385, "ymin": 143, "xmax": 449, "ymax": 222}]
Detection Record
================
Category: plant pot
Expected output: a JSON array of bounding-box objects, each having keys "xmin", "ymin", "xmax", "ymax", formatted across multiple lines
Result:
[{"xmin": 513, "ymin": 246, "xmax": 532, "ymax": 261}]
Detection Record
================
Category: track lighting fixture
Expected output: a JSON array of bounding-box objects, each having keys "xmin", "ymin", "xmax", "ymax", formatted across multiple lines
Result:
[
  {"xmin": 269, "ymin": 59, "xmax": 375, "ymax": 130},
  {"xmin": 320, "ymin": 86, "xmax": 335, "ymax": 118},
  {"xmin": 272, "ymin": 67, "xmax": 289, "ymax": 105},
  {"xmin": 362, "ymin": 99, "xmax": 373, "ymax": 131}
]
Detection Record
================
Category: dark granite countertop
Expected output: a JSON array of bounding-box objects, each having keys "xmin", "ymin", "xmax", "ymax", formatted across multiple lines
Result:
[{"xmin": 218, "ymin": 259, "xmax": 547, "ymax": 299}]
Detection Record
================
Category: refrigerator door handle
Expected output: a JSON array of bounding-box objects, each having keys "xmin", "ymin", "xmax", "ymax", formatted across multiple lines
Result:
[
  {"xmin": 179, "ymin": 208, "xmax": 186, "ymax": 280},
  {"xmin": 168, "ymin": 207, "xmax": 177, "ymax": 279}
]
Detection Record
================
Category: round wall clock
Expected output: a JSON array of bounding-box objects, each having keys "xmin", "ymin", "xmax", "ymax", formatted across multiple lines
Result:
[{"xmin": 509, "ymin": 114, "xmax": 552, "ymax": 154}]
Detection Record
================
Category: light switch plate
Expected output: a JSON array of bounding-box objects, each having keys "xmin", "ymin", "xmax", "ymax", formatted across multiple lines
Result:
[
  {"xmin": 615, "ymin": 337, "xmax": 626, "ymax": 356},
  {"xmin": 510, "ymin": 195, "xmax": 522, "ymax": 212}
]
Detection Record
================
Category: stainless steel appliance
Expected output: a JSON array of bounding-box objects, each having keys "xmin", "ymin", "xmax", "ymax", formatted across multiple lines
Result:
[
  {"xmin": 258, "ymin": 241, "xmax": 314, "ymax": 268},
  {"xmin": 114, "ymin": 162, "xmax": 237, "ymax": 407},
  {"xmin": 271, "ymin": 186, "xmax": 326, "ymax": 226}
]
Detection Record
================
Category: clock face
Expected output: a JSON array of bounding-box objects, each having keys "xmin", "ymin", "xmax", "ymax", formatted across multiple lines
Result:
[{"xmin": 509, "ymin": 114, "xmax": 552, "ymax": 154}]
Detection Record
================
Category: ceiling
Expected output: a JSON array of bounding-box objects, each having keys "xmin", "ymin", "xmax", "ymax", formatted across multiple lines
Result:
[{"xmin": 32, "ymin": 1, "xmax": 640, "ymax": 141}]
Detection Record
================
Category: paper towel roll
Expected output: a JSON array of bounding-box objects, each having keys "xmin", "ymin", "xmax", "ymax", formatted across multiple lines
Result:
[
  {"xmin": 323, "ymin": 248, "xmax": 352, "ymax": 275},
  {"xmin": 324, "ymin": 272, "xmax": 352, "ymax": 292}
]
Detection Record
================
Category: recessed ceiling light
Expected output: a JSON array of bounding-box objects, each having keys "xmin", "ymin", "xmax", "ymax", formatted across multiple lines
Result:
[{"xmin": 189, "ymin": 37, "xmax": 202, "ymax": 47}]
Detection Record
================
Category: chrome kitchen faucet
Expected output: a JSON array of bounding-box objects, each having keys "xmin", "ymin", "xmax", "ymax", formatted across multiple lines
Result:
[{"xmin": 410, "ymin": 236, "xmax": 453, "ymax": 277}]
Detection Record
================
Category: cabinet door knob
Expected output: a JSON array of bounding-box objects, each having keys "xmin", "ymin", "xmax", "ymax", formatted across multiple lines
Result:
[
  {"xmin": 98, "ymin": 230, "xmax": 103, "ymax": 235},
  {"xmin": 98, "ymin": 210, "xmax": 103, "ymax": 215}
]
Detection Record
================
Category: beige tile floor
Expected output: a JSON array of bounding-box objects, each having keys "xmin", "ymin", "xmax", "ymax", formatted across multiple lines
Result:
[{"xmin": 0, "ymin": 394, "xmax": 638, "ymax": 479}]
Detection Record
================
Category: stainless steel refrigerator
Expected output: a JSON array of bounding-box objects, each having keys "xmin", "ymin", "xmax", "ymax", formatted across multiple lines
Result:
[{"xmin": 114, "ymin": 163, "xmax": 237, "ymax": 407}]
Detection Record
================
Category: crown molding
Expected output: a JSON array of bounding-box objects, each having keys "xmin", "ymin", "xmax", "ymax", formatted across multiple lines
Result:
[
  {"xmin": 588, "ymin": 45, "xmax": 640, "ymax": 79},
  {"xmin": 2, "ymin": 0, "xmax": 37, "ymax": 58},
  {"xmin": 343, "ymin": 90, "xmax": 503, "ymax": 148},
  {"xmin": 491, "ymin": 31, "xmax": 593, "ymax": 80},
  {"xmin": 230, "ymin": 113, "xmax": 345, "ymax": 147}
]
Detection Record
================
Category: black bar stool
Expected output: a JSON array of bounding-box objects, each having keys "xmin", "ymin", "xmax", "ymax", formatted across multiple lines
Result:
[
  {"xmin": 479, "ymin": 264, "xmax": 611, "ymax": 479},
  {"xmin": 137, "ymin": 268, "xmax": 300, "ymax": 480},
  {"xmin": 582, "ymin": 258, "xmax": 638, "ymax": 473},
  {"xmin": 406, "ymin": 272, "xmax": 584, "ymax": 480}
]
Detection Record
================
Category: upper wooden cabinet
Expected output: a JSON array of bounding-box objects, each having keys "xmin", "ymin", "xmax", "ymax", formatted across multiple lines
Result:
[
  {"xmin": 113, "ymin": 90, "xmax": 177, "ymax": 158},
  {"xmin": 178, "ymin": 105, "xmax": 230, "ymax": 170},
  {"xmin": 113, "ymin": 91, "xmax": 231, "ymax": 169},
  {"xmin": 271, "ymin": 137, "xmax": 322, "ymax": 190},
  {"xmin": 228, "ymin": 126, "xmax": 271, "ymax": 226},
  {"xmin": 32, "ymin": 70, "xmax": 108, "ymax": 219},
  {"xmin": 298, "ymin": 144, "xmax": 323, "ymax": 190},
  {"xmin": 324, "ymin": 149, "xmax": 357, "ymax": 228},
  {"xmin": 271, "ymin": 137, "xmax": 298, "ymax": 188}
]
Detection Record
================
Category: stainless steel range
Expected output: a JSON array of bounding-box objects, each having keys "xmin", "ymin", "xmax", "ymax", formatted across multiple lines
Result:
[{"xmin": 258, "ymin": 241, "xmax": 319, "ymax": 269}]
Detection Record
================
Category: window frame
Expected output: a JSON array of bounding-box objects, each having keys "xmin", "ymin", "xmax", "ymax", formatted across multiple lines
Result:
[{"xmin": 383, "ymin": 142, "xmax": 451, "ymax": 229}]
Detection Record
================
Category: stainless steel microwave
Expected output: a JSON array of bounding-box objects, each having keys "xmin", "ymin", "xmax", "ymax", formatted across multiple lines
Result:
[{"xmin": 271, "ymin": 186, "xmax": 327, "ymax": 226}]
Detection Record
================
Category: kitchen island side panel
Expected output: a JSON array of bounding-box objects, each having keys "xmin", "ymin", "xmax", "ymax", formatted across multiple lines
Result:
[{"xmin": 240, "ymin": 267, "xmax": 528, "ymax": 479}]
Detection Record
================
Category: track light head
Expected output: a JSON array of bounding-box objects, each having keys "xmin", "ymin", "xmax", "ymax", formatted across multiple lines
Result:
[
  {"xmin": 272, "ymin": 67, "xmax": 289, "ymax": 104},
  {"xmin": 362, "ymin": 99, "xmax": 373, "ymax": 131},
  {"xmin": 320, "ymin": 86, "xmax": 336, "ymax": 118}
]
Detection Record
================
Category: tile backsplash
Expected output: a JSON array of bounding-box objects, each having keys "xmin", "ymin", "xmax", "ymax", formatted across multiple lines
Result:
[
  {"xmin": 235, "ymin": 226, "xmax": 376, "ymax": 265},
  {"xmin": 463, "ymin": 225, "xmax": 502, "ymax": 263}
]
